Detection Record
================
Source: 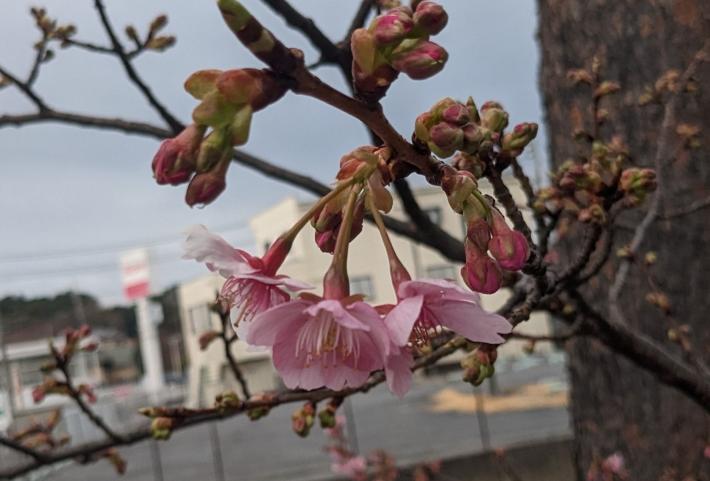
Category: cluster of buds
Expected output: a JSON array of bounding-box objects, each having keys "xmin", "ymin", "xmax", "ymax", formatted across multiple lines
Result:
[
  {"xmin": 291, "ymin": 401, "xmax": 316, "ymax": 437},
  {"xmin": 215, "ymin": 390, "xmax": 242, "ymax": 413},
  {"xmin": 123, "ymin": 14, "xmax": 176, "ymax": 53},
  {"xmin": 351, "ymin": 1, "xmax": 448, "ymax": 100},
  {"xmin": 7, "ymin": 410, "xmax": 69, "ymax": 451},
  {"xmin": 152, "ymin": 68, "xmax": 286, "ymax": 206},
  {"xmin": 535, "ymin": 138, "xmax": 655, "ymax": 223},
  {"xmin": 33, "ymin": 325, "xmax": 98, "ymax": 404},
  {"xmin": 441, "ymin": 170, "xmax": 529, "ymax": 294},
  {"xmin": 619, "ymin": 168, "xmax": 657, "ymax": 207},
  {"xmin": 415, "ymin": 97, "xmax": 537, "ymax": 161},
  {"xmin": 311, "ymin": 147, "xmax": 393, "ymax": 253},
  {"xmin": 461, "ymin": 347, "xmax": 498, "ymax": 386}
]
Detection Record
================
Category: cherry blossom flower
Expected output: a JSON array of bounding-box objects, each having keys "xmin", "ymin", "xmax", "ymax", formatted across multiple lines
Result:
[
  {"xmin": 247, "ymin": 295, "xmax": 390, "ymax": 391},
  {"xmin": 183, "ymin": 225, "xmax": 310, "ymax": 336},
  {"xmin": 380, "ymin": 279, "xmax": 512, "ymax": 396}
]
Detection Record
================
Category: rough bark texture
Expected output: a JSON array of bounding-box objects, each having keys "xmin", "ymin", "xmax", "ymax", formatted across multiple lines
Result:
[{"xmin": 538, "ymin": 1, "xmax": 710, "ymax": 479}]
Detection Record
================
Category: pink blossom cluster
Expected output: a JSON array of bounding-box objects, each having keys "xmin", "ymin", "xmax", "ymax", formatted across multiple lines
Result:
[{"xmin": 184, "ymin": 150, "xmax": 514, "ymax": 397}]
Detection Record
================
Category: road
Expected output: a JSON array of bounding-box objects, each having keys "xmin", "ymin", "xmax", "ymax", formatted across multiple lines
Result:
[{"xmin": 33, "ymin": 362, "xmax": 570, "ymax": 481}]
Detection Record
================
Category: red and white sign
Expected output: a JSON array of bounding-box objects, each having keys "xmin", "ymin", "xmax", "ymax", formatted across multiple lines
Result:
[{"xmin": 120, "ymin": 249, "xmax": 150, "ymax": 300}]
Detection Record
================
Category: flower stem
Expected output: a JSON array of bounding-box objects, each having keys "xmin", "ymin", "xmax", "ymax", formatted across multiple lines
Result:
[
  {"xmin": 282, "ymin": 178, "xmax": 356, "ymax": 243},
  {"xmin": 366, "ymin": 190, "xmax": 411, "ymax": 293},
  {"xmin": 323, "ymin": 184, "xmax": 362, "ymax": 299}
]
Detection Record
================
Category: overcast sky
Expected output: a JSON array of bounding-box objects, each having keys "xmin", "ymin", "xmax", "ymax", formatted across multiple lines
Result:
[{"xmin": 0, "ymin": 0, "xmax": 545, "ymax": 307}]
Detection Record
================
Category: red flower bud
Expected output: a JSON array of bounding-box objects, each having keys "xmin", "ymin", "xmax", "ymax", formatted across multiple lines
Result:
[
  {"xmin": 462, "ymin": 241, "xmax": 502, "ymax": 294},
  {"xmin": 488, "ymin": 210, "xmax": 529, "ymax": 270},
  {"xmin": 390, "ymin": 40, "xmax": 448, "ymax": 80},
  {"xmin": 152, "ymin": 125, "xmax": 204, "ymax": 185},
  {"xmin": 441, "ymin": 103, "xmax": 470, "ymax": 126},
  {"xmin": 371, "ymin": 7, "xmax": 414, "ymax": 46},
  {"xmin": 428, "ymin": 122, "xmax": 463, "ymax": 157},
  {"xmin": 185, "ymin": 171, "xmax": 227, "ymax": 207},
  {"xmin": 413, "ymin": 1, "xmax": 448, "ymax": 35}
]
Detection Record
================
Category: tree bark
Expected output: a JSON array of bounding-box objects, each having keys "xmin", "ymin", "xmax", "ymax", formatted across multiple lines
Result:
[{"xmin": 538, "ymin": 0, "xmax": 710, "ymax": 479}]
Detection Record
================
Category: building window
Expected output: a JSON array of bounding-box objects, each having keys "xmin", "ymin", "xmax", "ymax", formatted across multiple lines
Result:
[
  {"xmin": 350, "ymin": 276, "xmax": 375, "ymax": 299},
  {"xmin": 189, "ymin": 304, "xmax": 212, "ymax": 334},
  {"xmin": 423, "ymin": 207, "xmax": 442, "ymax": 226},
  {"xmin": 426, "ymin": 264, "xmax": 456, "ymax": 281}
]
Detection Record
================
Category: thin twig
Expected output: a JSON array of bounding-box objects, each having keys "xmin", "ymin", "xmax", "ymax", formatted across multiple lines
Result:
[
  {"xmin": 0, "ymin": 66, "xmax": 47, "ymax": 110},
  {"xmin": 608, "ymin": 42, "xmax": 708, "ymax": 313},
  {"xmin": 217, "ymin": 308, "xmax": 251, "ymax": 399},
  {"xmin": 93, "ymin": 0, "xmax": 183, "ymax": 133},
  {"xmin": 55, "ymin": 356, "xmax": 124, "ymax": 443},
  {"xmin": 0, "ymin": 436, "xmax": 48, "ymax": 462}
]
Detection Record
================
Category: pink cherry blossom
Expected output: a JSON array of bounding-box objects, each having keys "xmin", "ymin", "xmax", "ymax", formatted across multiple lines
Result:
[
  {"xmin": 331, "ymin": 455, "xmax": 368, "ymax": 481},
  {"xmin": 247, "ymin": 296, "xmax": 390, "ymax": 391},
  {"xmin": 183, "ymin": 225, "xmax": 310, "ymax": 336},
  {"xmin": 395, "ymin": 279, "xmax": 512, "ymax": 345}
]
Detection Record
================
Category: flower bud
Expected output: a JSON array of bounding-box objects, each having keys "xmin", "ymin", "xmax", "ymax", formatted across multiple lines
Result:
[
  {"xmin": 215, "ymin": 390, "xmax": 242, "ymax": 412},
  {"xmin": 151, "ymin": 417, "xmax": 175, "ymax": 440},
  {"xmin": 441, "ymin": 170, "xmax": 477, "ymax": 213},
  {"xmin": 152, "ymin": 124, "xmax": 205, "ymax": 185},
  {"xmin": 185, "ymin": 170, "xmax": 227, "ymax": 207},
  {"xmin": 428, "ymin": 122, "xmax": 463, "ymax": 157},
  {"xmin": 488, "ymin": 210, "xmax": 529, "ymax": 271},
  {"xmin": 371, "ymin": 6, "xmax": 414, "ymax": 46},
  {"xmin": 480, "ymin": 103, "xmax": 509, "ymax": 132},
  {"xmin": 452, "ymin": 151, "xmax": 486, "ymax": 178},
  {"xmin": 291, "ymin": 402, "xmax": 316, "ymax": 437},
  {"xmin": 441, "ymin": 102, "xmax": 470, "ymax": 126},
  {"xmin": 196, "ymin": 129, "xmax": 230, "ymax": 173},
  {"xmin": 462, "ymin": 241, "xmax": 502, "ymax": 294},
  {"xmin": 502, "ymin": 122, "xmax": 538, "ymax": 153},
  {"xmin": 413, "ymin": 1, "xmax": 448, "ymax": 35},
  {"xmin": 216, "ymin": 68, "xmax": 286, "ymax": 111},
  {"xmin": 619, "ymin": 168, "xmax": 656, "ymax": 205},
  {"xmin": 389, "ymin": 39, "xmax": 448, "ymax": 79}
]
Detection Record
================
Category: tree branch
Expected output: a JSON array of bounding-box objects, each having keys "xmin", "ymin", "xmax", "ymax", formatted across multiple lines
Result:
[
  {"xmin": 217, "ymin": 307, "xmax": 251, "ymax": 399},
  {"xmin": 0, "ymin": 436, "xmax": 48, "ymax": 463},
  {"xmin": 260, "ymin": 0, "xmax": 347, "ymax": 70},
  {"xmin": 572, "ymin": 291, "xmax": 710, "ymax": 414},
  {"xmin": 93, "ymin": 0, "xmax": 183, "ymax": 133}
]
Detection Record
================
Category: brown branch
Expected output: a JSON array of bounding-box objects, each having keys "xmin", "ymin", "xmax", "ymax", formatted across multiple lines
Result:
[
  {"xmin": 0, "ymin": 329, "xmax": 470, "ymax": 479},
  {"xmin": 572, "ymin": 291, "xmax": 710, "ymax": 414},
  {"xmin": 27, "ymin": 32, "xmax": 50, "ymax": 87},
  {"xmin": 345, "ymin": 0, "xmax": 375, "ymax": 44},
  {"xmin": 260, "ymin": 0, "xmax": 347, "ymax": 70},
  {"xmin": 0, "ymin": 436, "xmax": 48, "ymax": 462},
  {"xmin": 0, "ymin": 66, "xmax": 47, "ymax": 111},
  {"xmin": 509, "ymin": 318, "xmax": 586, "ymax": 343},
  {"xmin": 393, "ymin": 178, "xmax": 464, "ymax": 261},
  {"xmin": 54, "ymin": 353, "xmax": 124, "ymax": 444},
  {"xmin": 216, "ymin": 308, "xmax": 251, "ymax": 399},
  {"xmin": 661, "ymin": 195, "xmax": 710, "ymax": 219},
  {"xmin": 93, "ymin": 0, "xmax": 183, "ymax": 133},
  {"xmin": 510, "ymin": 157, "xmax": 547, "ymax": 244}
]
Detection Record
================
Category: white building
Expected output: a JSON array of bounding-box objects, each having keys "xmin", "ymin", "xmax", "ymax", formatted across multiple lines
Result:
[{"xmin": 178, "ymin": 181, "xmax": 554, "ymax": 407}]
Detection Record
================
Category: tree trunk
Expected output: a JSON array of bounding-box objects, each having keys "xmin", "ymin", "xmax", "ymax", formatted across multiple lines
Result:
[{"xmin": 537, "ymin": 1, "xmax": 710, "ymax": 479}]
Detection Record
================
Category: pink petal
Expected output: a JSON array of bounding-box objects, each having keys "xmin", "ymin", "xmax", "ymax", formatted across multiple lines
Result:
[
  {"xmin": 385, "ymin": 348, "xmax": 414, "ymax": 398},
  {"xmin": 399, "ymin": 278, "xmax": 475, "ymax": 303},
  {"xmin": 323, "ymin": 364, "xmax": 371, "ymax": 391},
  {"xmin": 384, "ymin": 296, "xmax": 423, "ymax": 346},
  {"xmin": 236, "ymin": 272, "xmax": 312, "ymax": 291},
  {"xmin": 305, "ymin": 300, "xmax": 371, "ymax": 331},
  {"xmin": 246, "ymin": 300, "xmax": 310, "ymax": 346},
  {"xmin": 348, "ymin": 302, "xmax": 391, "ymax": 357},
  {"xmin": 183, "ymin": 225, "xmax": 254, "ymax": 277},
  {"xmin": 433, "ymin": 300, "xmax": 512, "ymax": 344}
]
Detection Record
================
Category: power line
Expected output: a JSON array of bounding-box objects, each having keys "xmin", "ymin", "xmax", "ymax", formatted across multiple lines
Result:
[
  {"xmin": 0, "ymin": 220, "xmax": 251, "ymax": 264},
  {"xmin": 0, "ymin": 235, "xmax": 253, "ymax": 281}
]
